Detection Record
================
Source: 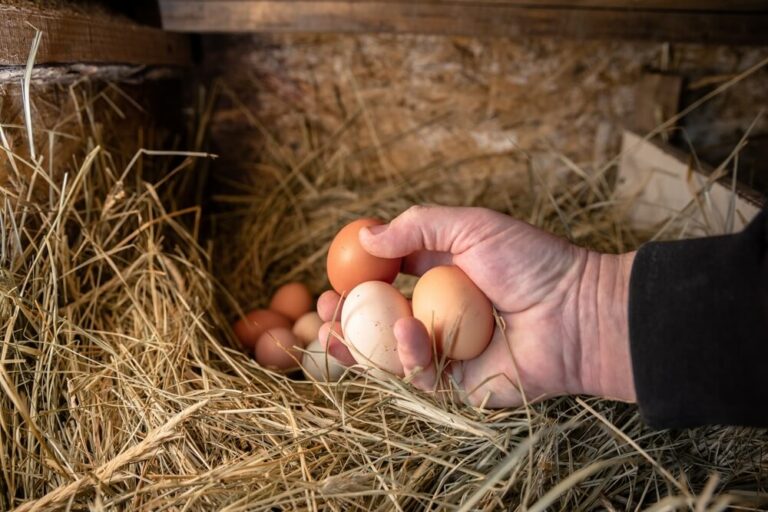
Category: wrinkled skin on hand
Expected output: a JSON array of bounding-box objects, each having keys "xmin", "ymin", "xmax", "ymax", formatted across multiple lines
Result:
[{"xmin": 318, "ymin": 206, "xmax": 636, "ymax": 407}]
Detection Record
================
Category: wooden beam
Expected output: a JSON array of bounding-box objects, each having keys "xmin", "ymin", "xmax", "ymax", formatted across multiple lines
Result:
[
  {"xmin": 0, "ymin": 6, "xmax": 191, "ymax": 67},
  {"xmin": 159, "ymin": 0, "xmax": 768, "ymax": 45}
]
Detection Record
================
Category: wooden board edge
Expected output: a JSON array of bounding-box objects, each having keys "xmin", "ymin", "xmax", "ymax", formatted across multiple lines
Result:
[
  {"xmin": 616, "ymin": 130, "xmax": 764, "ymax": 235},
  {"xmin": 159, "ymin": 1, "xmax": 768, "ymax": 45},
  {"xmin": 0, "ymin": 6, "xmax": 191, "ymax": 67}
]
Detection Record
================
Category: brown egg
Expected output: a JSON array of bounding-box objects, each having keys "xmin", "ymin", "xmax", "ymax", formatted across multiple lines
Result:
[
  {"xmin": 255, "ymin": 327, "xmax": 303, "ymax": 370},
  {"xmin": 292, "ymin": 312, "xmax": 323, "ymax": 345},
  {"xmin": 269, "ymin": 282, "xmax": 313, "ymax": 321},
  {"xmin": 326, "ymin": 218, "xmax": 402, "ymax": 295},
  {"xmin": 233, "ymin": 309, "xmax": 291, "ymax": 351},
  {"xmin": 412, "ymin": 265, "xmax": 494, "ymax": 360}
]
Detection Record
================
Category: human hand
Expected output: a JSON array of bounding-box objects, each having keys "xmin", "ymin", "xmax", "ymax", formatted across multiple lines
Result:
[{"xmin": 317, "ymin": 206, "xmax": 636, "ymax": 407}]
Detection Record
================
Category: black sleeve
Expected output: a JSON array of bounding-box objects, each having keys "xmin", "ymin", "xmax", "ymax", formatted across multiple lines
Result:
[{"xmin": 628, "ymin": 207, "xmax": 768, "ymax": 429}]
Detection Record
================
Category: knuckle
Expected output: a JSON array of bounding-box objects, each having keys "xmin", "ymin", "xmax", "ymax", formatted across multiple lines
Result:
[
  {"xmin": 403, "ymin": 204, "xmax": 431, "ymax": 219},
  {"xmin": 472, "ymin": 206, "xmax": 502, "ymax": 224},
  {"xmin": 392, "ymin": 205, "xmax": 430, "ymax": 239}
]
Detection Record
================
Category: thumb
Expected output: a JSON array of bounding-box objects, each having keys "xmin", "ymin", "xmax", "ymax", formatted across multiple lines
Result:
[
  {"xmin": 359, "ymin": 205, "xmax": 499, "ymax": 258},
  {"xmin": 394, "ymin": 317, "xmax": 437, "ymax": 391}
]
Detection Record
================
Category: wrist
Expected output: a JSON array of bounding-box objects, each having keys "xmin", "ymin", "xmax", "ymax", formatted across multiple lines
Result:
[{"xmin": 576, "ymin": 251, "xmax": 637, "ymax": 402}]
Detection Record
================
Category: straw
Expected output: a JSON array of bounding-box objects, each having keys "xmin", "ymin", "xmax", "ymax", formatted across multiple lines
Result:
[{"xmin": 2, "ymin": 40, "xmax": 767, "ymax": 512}]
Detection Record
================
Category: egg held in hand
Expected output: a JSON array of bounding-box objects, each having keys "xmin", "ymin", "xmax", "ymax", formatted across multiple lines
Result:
[
  {"xmin": 255, "ymin": 328, "xmax": 303, "ymax": 371},
  {"xmin": 412, "ymin": 265, "xmax": 494, "ymax": 360},
  {"xmin": 341, "ymin": 281, "xmax": 411, "ymax": 376},
  {"xmin": 326, "ymin": 218, "xmax": 401, "ymax": 295},
  {"xmin": 302, "ymin": 339, "xmax": 345, "ymax": 382},
  {"xmin": 233, "ymin": 309, "xmax": 292, "ymax": 351}
]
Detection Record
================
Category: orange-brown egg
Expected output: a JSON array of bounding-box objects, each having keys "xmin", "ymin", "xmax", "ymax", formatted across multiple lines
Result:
[
  {"xmin": 233, "ymin": 309, "xmax": 292, "ymax": 351},
  {"xmin": 255, "ymin": 327, "xmax": 303, "ymax": 370},
  {"xmin": 412, "ymin": 266, "xmax": 493, "ymax": 360},
  {"xmin": 326, "ymin": 218, "xmax": 401, "ymax": 295},
  {"xmin": 269, "ymin": 282, "xmax": 313, "ymax": 321}
]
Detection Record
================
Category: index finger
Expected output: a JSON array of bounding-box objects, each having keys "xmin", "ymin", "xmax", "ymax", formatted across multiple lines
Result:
[
  {"xmin": 359, "ymin": 205, "xmax": 507, "ymax": 259},
  {"xmin": 401, "ymin": 250, "xmax": 454, "ymax": 277}
]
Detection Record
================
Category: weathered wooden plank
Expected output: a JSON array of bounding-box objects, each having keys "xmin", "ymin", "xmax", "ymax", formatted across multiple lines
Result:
[
  {"xmin": 159, "ymin": 0, "xmax": 768, "ymax": 45},
  {"xmin": 171, "ymin": 0, "xmax": 768, "ymax": 12},
  {"xmin": 0, "ymin": 6, "xmax": 191, "ymax": 67}
]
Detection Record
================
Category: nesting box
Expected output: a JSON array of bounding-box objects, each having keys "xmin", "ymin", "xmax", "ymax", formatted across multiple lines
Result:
[{"xmin": 1, "ymin": 2, "xmax": 766, "ymax": 511}]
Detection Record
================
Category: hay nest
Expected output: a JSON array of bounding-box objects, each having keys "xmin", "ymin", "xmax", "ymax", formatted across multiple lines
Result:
[{"xmin": 1, "ymin": 74, "xmax": 766, "ymax": 511}]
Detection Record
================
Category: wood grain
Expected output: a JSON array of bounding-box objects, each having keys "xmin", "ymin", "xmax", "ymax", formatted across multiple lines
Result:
[
  {"xmin": 173, "ymin": 0, "xmax": 768, "ymax": 11},
  {"xmin": 0, "ymin": 6, "xmax": 191, "ymax": 66},
  {"xmin": 159, "ymin": 0, "xmax": 768, "ymax": 44}
]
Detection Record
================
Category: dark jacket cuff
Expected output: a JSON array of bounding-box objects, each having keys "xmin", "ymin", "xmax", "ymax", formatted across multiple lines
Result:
[{"xmin": 628, "ymin": 209, "xmax": 768, "ymax": 428}]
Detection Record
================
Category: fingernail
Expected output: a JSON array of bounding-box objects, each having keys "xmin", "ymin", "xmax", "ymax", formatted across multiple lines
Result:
[{"xmin": 365, "ymin": 224, "xmax": 387, "ymax": 236}]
